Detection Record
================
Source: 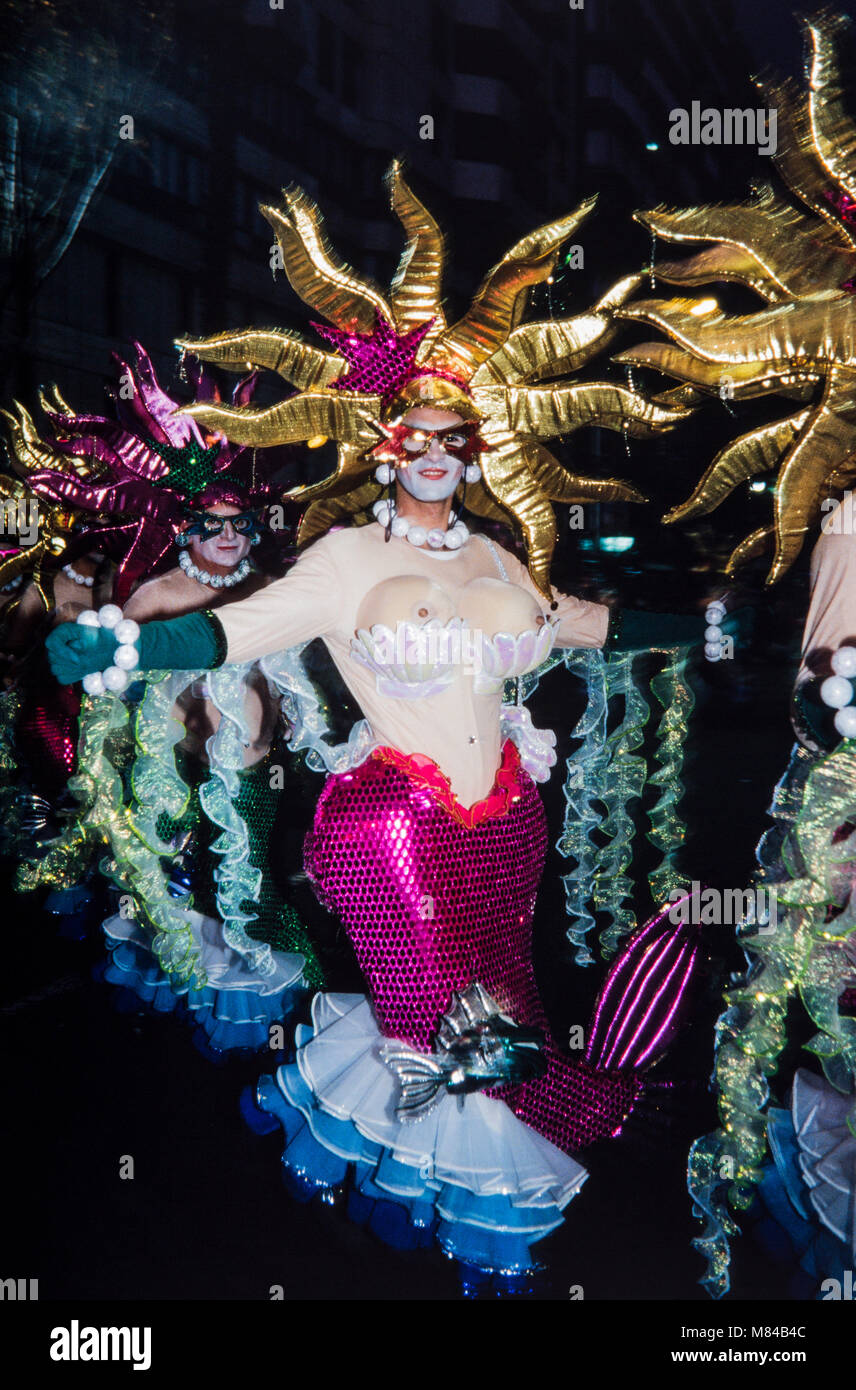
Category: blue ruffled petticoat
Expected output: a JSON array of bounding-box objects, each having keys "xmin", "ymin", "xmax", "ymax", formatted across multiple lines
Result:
[
  {"xmin": 102, "ymin": 913, "xmax": 308, "ymax": 1053},
  {"xmin": 751, "ymin": 1070, "xmax": 855, "ymax": 1297},
  {"xmin": 254, "ymin": 992, "xmax": 588, "ymax": 1273}
]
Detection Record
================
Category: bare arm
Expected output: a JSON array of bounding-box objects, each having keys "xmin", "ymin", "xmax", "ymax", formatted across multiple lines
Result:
[
  {"xmin": 798, "ymin": 518, "xmax": 856, "ymax": 685},
  {"xmin": 487, "ymin": 541, "xmax": 610, "ymax": 649},
  {"xmin": 210, "ymin": 534, "xmax": 343, "ymax": 662}
]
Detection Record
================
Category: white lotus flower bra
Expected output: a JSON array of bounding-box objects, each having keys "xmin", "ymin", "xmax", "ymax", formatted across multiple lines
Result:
[{"xmin": 349, "ymin": 574, "xmax": 557, "ymax": 699}]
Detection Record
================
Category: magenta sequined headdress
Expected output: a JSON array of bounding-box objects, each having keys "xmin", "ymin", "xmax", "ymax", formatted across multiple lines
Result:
[
  {"xmin": 3, "ymin": 344, "xmax": 277, "ymax": 601},
  {"xmin": 311, "ymin": 312, "xmax": 473, "ymax": 404},
  {"xmin": 173, "ymin": 161, "xmax": 678, "ymax": 596}
]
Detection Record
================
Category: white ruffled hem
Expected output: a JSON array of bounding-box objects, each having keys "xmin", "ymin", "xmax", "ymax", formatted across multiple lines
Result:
[
  {"xmin": 287, "ymin": 992, "xmax": 587, "ymax": 1209},
  {"xmin": 103, "ymin": 911, "xmax": 305, "ymax": 995},
  {"xmin": 792, "ymin": 1068, "xmax": 856, "ymax": 1257}
]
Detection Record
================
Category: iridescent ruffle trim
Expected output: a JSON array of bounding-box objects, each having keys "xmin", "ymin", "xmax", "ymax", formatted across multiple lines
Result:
[
  {"xmin": 688, "ymin": 739, "xmax": 856, "ymax": 1297},
  {"xmin": 557, "ymin": 646, "xmax": 693, "ymax": 964},
  {"xmin": 255, "ymin": 992, "xmax": 587, "ymax": 1271}
]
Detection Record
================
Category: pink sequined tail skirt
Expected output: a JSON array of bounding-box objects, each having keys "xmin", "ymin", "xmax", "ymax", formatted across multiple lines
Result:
[{"xmin": 304, "ymin": 743, "xmax": 638, "ymax": 1155}]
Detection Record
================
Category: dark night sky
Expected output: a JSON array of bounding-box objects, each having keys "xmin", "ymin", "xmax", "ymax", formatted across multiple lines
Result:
[{"xmin": 736, "ymin": 0, "xmax": 856, "ymax": 69}]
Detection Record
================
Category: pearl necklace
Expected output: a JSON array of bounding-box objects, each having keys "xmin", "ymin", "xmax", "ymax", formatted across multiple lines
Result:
[
  {"xmin": 179, "ymin": 551, "xmax": 253, "ymax": 589},
  {"xmin": 372, "ymin": 501, "xmax": 469, "ymax": 551},
  {"xmin": 63, "ymin": 563, "xmax": 94, "ymax": 588}
]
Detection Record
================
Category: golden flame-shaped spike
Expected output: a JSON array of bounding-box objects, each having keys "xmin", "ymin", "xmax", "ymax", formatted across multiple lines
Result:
[
  {"xmin": 664, "ymin": 412, "xmax": 810, "ymax": 525},
  {"xmin": 806, "ymin": 11, "xmax": 856, "ymax": 204},
  {"xmin": 182, "ymin": 391, "xmax": 382, "ymax": 450},
  {"xmin": 479, "ymin": 430, "xmax": 559, "ymax": 600},
  {"xmin": 496, "ymin": 381, "xmax": 690, "ymax": 439},
  {"xmin": 297, "ymin": 480, "xmax": 382, "ymax": 547},
  {"xmin": 613, "ymin": 342, "xmax": 821, "ymax": 399},
  {"xmin": 527, "ymin": 440, "xmax": 647, "ymax": 505},
  {"xmin": 386, "ymin": 158, "xmax": 446, "ymax": 344},
  {"xmin": 431, "ymin": 257, "xmax": 562, "ymax": 379},
  {"xmin": 263, "ymin": 188, "xmax": 392, "ymax": 333},
  {"xmin": 651, "ymin": 245, "xmax": 789, "ymax": 303},
  {"xmin": 431, "ymin": 198, "xmax": 598, "ymax": 377},
  {"xmin": 1, "ymin": 402, "xmax": 66, "ymax": 475},
  {"xmin": 761, "ymin": 72, "xmax": 856, "ymax": 251},
  {"xmin": 176, "ymin": 329, "xmax": 343, "ymax": 390},
  {"xmin": 48, "ymin": 383, "xmax": 74, "ymax": 416},
  {"xmin": 770, "ymin": 363, "xmax": 856, "ymax": 580},
  {"xmin": 635, "ymin": 188, "xmax": 854, "ymax": 300},
  {"xmin": 724, "ymin": 525, "xmax": 775, "ymax": 577},
  {"xmin": 37, "ymin": 387, "xmax": 57, "ymax": 417},
  {"xmin": 618, "ymin": 294, "xmax": 856, "ymax": 370},
  {"xmin": 0, "ymin": 540, "xmax": 46, "ymax": 589},
  {"xmin": 472, "ymin": 275, "xmax": 644, "ymax": 387},
  {"xmin": 503, "ymin": 197, "xmax": 598, "ymax": 266}
]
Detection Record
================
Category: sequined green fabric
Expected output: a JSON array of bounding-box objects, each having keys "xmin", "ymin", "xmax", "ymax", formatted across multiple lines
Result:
[
  {"xmin": 231, "ymin": 752, "xmax": 323, "ymax": 986},
  {"xmin": 146, "ymin": 436, "xmax": 224, "ymax": 496}
]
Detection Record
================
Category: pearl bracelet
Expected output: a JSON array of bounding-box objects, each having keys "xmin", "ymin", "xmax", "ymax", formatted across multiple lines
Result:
[
  {"xmin": 75, "ymin": 604, "xmax": 141, "ymax": 696},
  {"xmin": 819, "ymin": 645, "xmax": 856, "ymax": 738},
  {"xmin": 703, "ymin": 598, "xmax": 728, "ymax": 661}
]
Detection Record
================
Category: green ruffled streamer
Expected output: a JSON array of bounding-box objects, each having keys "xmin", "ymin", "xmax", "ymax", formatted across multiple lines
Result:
[
  {"xmin": 688, "ymin": 740, "xmax": 856, "ymax": 1297},
  {"xmin": 593, "ymin": 652, "xmax": 650, "ymax": 958},
  {"xmin": 130, "ymin": 672, "xmax": 195, "ymax": 849},
  {"xmin": 558, "ymin": 649, "xmax": 610, "ymax": 965},
  {"xmin": 63, "ymin": 685, "xmax": 204, "ymax": 985},
  {"xmin": 128, "ymin": 666, "xmax": 278, "ymax": 980},
  {"xmin": 557, "ymin": 648, "xmax": 669, "ymax": 963},
  {"xmin": 197, "ymin": 664, "xmax": 276, "ymax": 979},
  {"xmin": 647, "ymin": 652, "xmax": 694, "ymax": 903},
  {"xmin": 260, "ymin": 643, "xmax": 377, "ymax": 773}
]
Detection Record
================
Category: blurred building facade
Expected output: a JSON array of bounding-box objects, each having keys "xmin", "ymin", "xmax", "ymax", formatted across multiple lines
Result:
[{"xmin": 7, "ymin": 0, "xmax": 761, "ymax": 410}]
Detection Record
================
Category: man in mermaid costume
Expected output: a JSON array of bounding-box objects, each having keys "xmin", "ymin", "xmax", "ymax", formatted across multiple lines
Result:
[
  {"xmin": 47, "ymin": 165, "xmax": 719, "ymax": 1275},
  {"xmin": 14, "ymin": 344, "xmax": 323, "ymax": 1051}
]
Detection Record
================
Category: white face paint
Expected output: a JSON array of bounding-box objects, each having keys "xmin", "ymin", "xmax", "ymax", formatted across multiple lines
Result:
[{"xmin": 394, "ymin": 407, "xmax": 468, "ymax": 503}]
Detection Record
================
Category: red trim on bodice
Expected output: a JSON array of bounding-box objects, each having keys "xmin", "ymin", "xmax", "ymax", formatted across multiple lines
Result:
[{"xmin": 370, "ymin": 738, "xmax": 524, "ymax": 828}]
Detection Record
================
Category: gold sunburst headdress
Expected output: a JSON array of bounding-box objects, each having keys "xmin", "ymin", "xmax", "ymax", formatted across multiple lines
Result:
[
  {"xmin": 614, "ymin": 9, "xmax": 856, "ymax": 584},
  {"xmin": 177, "ymin": 160, "xmax": 689, "ymax": 597},
  {"xmin": 0, "ymin": 392, "xmax": 86, "ymax": 607}
]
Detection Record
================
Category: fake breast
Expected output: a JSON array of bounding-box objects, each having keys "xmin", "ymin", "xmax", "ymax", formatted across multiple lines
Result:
[{"xmin": 349, "ymin": 574, "xmax": 556, "ymax": 698}]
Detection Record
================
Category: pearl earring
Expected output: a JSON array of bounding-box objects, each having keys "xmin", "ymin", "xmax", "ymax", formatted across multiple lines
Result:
[
  {"xmin": 464, "ymin": 463, "xmax": 481, "ymax": 483},
  {"xmin": 374, "ymin": 462, "xmax": 393, "ymax": 485}
]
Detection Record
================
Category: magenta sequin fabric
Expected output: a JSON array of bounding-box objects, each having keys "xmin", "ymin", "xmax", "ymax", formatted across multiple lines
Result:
[
  {"xmin": 312, "ymin": 312, "xmax": 469, "ymax": 400},
  {"xmin": 304, "ymin": 749, "xmax": 639, "ymax": 1154}
]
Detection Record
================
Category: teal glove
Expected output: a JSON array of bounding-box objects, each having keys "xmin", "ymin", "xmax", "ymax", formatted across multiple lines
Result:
[{"xmin": 46, "ymin": 609, "xmax": 228, "ymax": 686}]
